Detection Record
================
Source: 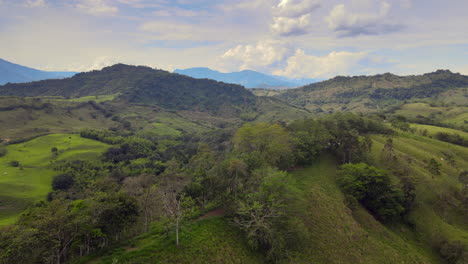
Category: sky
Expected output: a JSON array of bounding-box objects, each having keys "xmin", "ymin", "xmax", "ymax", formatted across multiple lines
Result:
[{"xmin": 1, "ymin": 0, "xmax": 468, "ymax": 79}]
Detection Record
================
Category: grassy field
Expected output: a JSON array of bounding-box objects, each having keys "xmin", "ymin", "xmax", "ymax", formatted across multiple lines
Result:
[
  {"xmin": 56, "ymin": 94, "xmax": 120, "ymax": 103},
  {"xmin": 0, "ymin": 97, "xmax": 117, "ymax": 141},
  {"xmin": 287, "ymin": 157, "xmax": 438, "ymax": 264},
  {"xmin": 0, "ymin": 134, "xmax": 109, "ymax": 226},
  {"xmin": 411, "ymin": 123, "xmax": 468, "ymax": 139},
  {"xmin": 394, "ymin": 102, "xmax": 468, "ymax": 127},
  {"xmin": 370, "ymin": 130, "xmax": 468, "ymax": 254},
  {"xmin": 79, "ymin": 217, "xmax": 264, "ymax": 264}
]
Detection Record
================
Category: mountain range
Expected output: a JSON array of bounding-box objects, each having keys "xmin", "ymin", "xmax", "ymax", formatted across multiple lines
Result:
[
  {"xmin": 174, "ymin": 67, "xmax": 317, "ymax": 89},
  {"xmin": 0, "ymin": 58, "xmax": 77, "ymax": 85}
]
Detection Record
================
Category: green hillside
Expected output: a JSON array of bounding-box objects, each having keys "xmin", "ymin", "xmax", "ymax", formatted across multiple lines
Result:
[
  {"xmin": 80, "ymin": 217, "xmax": 264, "ymax": 264},
  {"xmin": 0, "ymin": 64, "xmax": 257, "ymax": 116},
  {"xmin": 275, "ymin": 70, "xmax": 468, "ymax": 113},
  {"xmin": 0, "ymin": 134, "xmax": 109, "ymax": 226}
]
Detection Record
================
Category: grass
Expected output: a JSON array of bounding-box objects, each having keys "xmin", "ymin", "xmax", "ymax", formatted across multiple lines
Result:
[
  {"xmin": 287, "ymin": 156, "xmax": 438, "ymax": 264},
  {"xmin": 0, "ymin": 134, "xmax": 109, "ymax": 226},
  {"xmin": 79, "ymin": 217, "xmax": 264, "ymax": 264},
  {"xmin": 370, "ymin": 131, "xmax": 468, "ymax": 254},
  {"xmin": 394, "ymin": 102, "xmax": 468, "ymax": 127},
  {"xmin": 411, "ymin": 123, "xmax": 468, "ymax": 139},
  {"xmin": 151, "ymin": 123, "xmax": 183, "ymax": 138},
  {"xmin": 0, "ymin": 97, "xmax": 117, "ymax": 141},
  {"xmin": 56, "ymin": 94, "xmax": 120, "ymax": 103}
]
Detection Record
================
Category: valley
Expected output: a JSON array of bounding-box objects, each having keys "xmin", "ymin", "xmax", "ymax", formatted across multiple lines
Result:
[{"xmin": 0, "ymin": 65, "xmax": 466, "ymax": 264}]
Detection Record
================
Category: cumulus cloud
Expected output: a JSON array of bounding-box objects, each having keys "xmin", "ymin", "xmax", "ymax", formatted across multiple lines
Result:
[
  {"xmin": 24, "ymin": 0, "xmax": 46, "ymax": 8},
  {"xmin": 271, "ymin": 0, "xmax": 321, "ymax": 36},
  {"xmin": 272, "ymin": 14, "xmax": 313, "ymax": 36},
  {"xmin": 274, "ymin": 0, "xmax": 321, "ymax": 17},
  {"xmin": 75, "ymin": 0, "xmax": 118, "ymax": 16},
  {"xmin": 220, "ymin": 40, "xmax": 292, "ymax": 71},
  {"xmin": 326, "ymin": 1, "xmax": 403, "ymax": 37},
  {"xmin": 274, "ymin": 49, "xmax": 368, "ymax": 78}
]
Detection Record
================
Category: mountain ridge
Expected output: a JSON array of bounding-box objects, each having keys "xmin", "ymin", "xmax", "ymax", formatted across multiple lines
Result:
[
  {"xmin": 0, "ymin": 58, "xmax": 77, "ymax": 85},
  {"xmin": 174, "ymin": 67, "xmax": 317, "ymax": 89}
]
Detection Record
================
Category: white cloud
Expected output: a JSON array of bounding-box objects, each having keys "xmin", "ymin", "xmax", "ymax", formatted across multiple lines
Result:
[
  {"xmin": 220, "ymin": 40, "xmax": 291, "ymax": 71},
  {"xmin": 24, "ymin": 0, "xmax": 46, "ymax": 8},
  {"xmin": 326, "ymin": 1, "xmax": 402, "ymax": 37},
  {"xmin": 274, "ymin": 49, "xmax": 368, "ymax": 78},
  {"xmin": 274, "ymin": 0, "xmax": 321, "ymax": 17},
  {"xmin": 75, "ymin": 0, "xmax": 118, "ymax": 16},
  {"xmin": 271, "ymin": 0, "xmax": 321, "ymax": 36},
  {"xmin": 272, "ymin": 13, "xmax": 312, "ymax": 36}
]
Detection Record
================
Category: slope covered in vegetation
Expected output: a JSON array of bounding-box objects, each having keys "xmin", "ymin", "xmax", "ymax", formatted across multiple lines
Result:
[
  {"xmin": 0, "ymin": 64, "xmax": 257, "ymax": 115},
  {"xmin": 275, "ymin": 70, "xmax": 468, "ymax": 113}
]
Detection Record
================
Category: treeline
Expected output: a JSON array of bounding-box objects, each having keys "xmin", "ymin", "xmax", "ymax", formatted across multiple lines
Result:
[{"xmin": 0, "ymin": 113, "xmax": 411, "ymax": 264}]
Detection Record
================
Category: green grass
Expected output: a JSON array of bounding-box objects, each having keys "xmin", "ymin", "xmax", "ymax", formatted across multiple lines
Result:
[
  {"xmin": 370, "ymin": 131, "xmax": 468, "ymax": 253},
  {"xmin": 80, "ymin": 217, "xmax": 264, "ymax": 264},
  {"xmin": 394, "ymin": 102, "xmax": 468, "ymax": 127},
  {"xmin": 411, "ymin": 123, "xmax": 468, "ymax": 139},
  {"xmin": 287, "ymin": 156, "xmax": 438, "ymax": 264},
  {"xmin": 0, "ymin": 97, "xmax": 117, "ymax": 141},
  {"xmin": 151, "ymin": 123, "xmax": 183, "ymax": 138},
  {"xmin": 57, "ymin": 94, "xmax": 120, "ymax": 103},
  {"xmin": 0, "ymin": 134, "xmax": 109, "ymax": 226}
]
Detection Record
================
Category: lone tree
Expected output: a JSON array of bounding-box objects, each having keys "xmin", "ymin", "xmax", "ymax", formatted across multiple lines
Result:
[
  {"xmin": 158, "ymin": 159, "xmax": 191, "ymax": 248},
  {"xmin": 427, "ymin": 158, "xmax": 441, "ymax": 177}
]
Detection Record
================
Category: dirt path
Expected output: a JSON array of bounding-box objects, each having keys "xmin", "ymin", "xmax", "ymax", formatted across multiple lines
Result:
[{"xmin": 196, "ymin": 208, "xmax": 225, "ymax": 220}]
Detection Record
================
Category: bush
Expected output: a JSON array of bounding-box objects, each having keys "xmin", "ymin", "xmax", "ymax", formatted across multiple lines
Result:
[
  {"xmin": 52, "ymin": 173, "xmax": 75, "ymax": 190},
  {"xmin": 438, "ymin": 240, "xmax": 466, "ymax": 264},
  {"xmin": 9, "ymin": 160, "xmax": 20, "ymax": 167},
  {"xmin": 0, "ymin": 147, "xmax": 7, "ymax": 157},
  {"xmin": 435, "ymin": 132, "xmax": 468, "ymax": 147},
  {"xmin": 338, "ymin": 163, "xmax": 405, "ymax": 222}
]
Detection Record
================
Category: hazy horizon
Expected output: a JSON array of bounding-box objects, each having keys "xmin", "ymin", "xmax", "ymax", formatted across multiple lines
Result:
[{"xmin": 1, "ymin": 0, "xmax": 468, "ymax": 79}]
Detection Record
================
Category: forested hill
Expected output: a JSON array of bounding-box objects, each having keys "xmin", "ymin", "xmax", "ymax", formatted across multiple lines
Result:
[
  {"xmin": 275, "ymin": 70, "xmax": 468, "ymax": 112},
  {"xmin": 0, "ymin": 64, "xmax": 257, "ymax": 114}
]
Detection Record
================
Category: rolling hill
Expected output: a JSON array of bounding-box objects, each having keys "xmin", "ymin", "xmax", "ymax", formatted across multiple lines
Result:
[
  {"xmin": 275, "ymin": 70, "xmax": 468, "ymax": 113},
  {"xmin": 0, "ymin": 58, "xmax": 76, "ymax": 85},
  {"xmin": 0, "ymin": 64, "xmax": 257, "ymax": 115}
]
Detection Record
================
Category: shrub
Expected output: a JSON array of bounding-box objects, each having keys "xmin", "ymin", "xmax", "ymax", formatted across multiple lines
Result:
[
  {"xmin": 52, "ymin": 173, "xmax": 75, "ymax": 190},
  {"xmin": 338, "ymin": 163, "xmax": 405, "ymax": 222},
  {"xmin": 438, "ymin": 240, "xmax": 466, "ymax": 264},
  {"xmin": 0, "ymin": 147, "xmax": 7, "ymax": 157},
  {"xmin": 9, "ymin": 160, "xmax": 20, "ymax": 167}
]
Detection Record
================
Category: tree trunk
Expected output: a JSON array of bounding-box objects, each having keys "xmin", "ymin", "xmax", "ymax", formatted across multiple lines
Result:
[{"xmin": 176, "ymin": 217, "xmax": 179, "ymax": 248}]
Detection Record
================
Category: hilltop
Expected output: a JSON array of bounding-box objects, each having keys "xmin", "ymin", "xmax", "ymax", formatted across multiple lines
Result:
[
  {"xmin": 0, "ymin": 64, "xmax": 257, "ymax": 115},
  {"xmin": 275, "ymin": 70, "xmax": 468, "ymax": 113}
]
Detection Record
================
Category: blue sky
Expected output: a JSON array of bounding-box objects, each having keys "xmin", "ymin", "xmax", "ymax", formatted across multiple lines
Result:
[{"xmin": 0, "ymin": 0, "xmax": 467, "ymax": 78}]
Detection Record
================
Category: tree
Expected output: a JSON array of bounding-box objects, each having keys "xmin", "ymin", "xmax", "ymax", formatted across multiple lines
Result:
[
  {"xmin": 158, "ymin": 159, "xmax": 191, "ymax": 248},
  {"xmin": 233, "ymin": 168, "xmax": 300, "ymax": 260},
  {"xmin": 233, "ymin": 123, "xmax": 293, "ymax": 169},
  {"xmin": 338, "ymin": 163, "xmax": 405, "ymax": 221},
  {"xmin": 52, "ymin": 173, "xmax": 75, "ymax": 191},
  {"xmin": 123, "ymin": 174, "xmax": 162, "ymax": 232},
  {"xmin": 459, "ymin": 170, "xmax": 468, "ymax": 186},
  {"xmin": 427, "ymin": 158, "xmax": 441, "ymax": 177}
]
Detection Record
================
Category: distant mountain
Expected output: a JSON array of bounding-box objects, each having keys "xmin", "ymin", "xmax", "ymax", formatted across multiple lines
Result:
[
  {"xmin": 0, "ymin": 58, "xmax": 77, "ymax": 85},
  {"xmin": 0, "ymin": 64, "xmax": 257, "ymax": 115},
  {"xmin": 174, "ymin": 67, "xmax": 317, "ymax": 89},
  {"xmin": 275, "ymin": 70, "xmax": 468, "ymax": 112}
]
